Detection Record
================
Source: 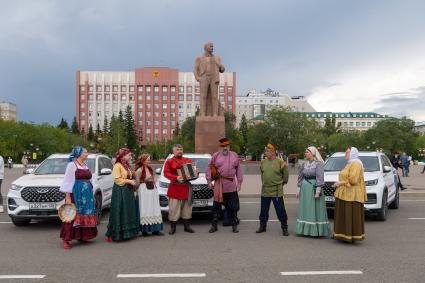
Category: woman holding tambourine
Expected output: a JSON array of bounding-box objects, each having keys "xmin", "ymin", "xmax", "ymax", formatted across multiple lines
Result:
[{"xmin": 59, "ymin": 146, "xmax": 98, "ymax": 249}]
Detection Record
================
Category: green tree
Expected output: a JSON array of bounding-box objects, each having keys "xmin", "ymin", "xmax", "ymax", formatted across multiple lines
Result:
[
  {"xmin": 322, "ymin": 116, "xmax": 342, "ymax": 136},
  {"xmin": 239, "ymin": 114, "xmax": 248, "ymax": 154},
  {"xmin": 71, "ymin": 116, "xmax": 80, "ymax": 134},
  {"xmin": 57, "ymin": 118, "xmax": 69, "ymax": 131},
  {"xmin": 124, "ymin": 105, "xmax": 138, "ymax": 154},
  {"xmin": 224, "ymin": 112, "xmax": 241, "ymax": 153},
  {"xmin": 103, "ymin": 116, "xmax": 109, "ymax": 135},
  {"xmin": 88, "ymin": 124, "xmax": 95, "ymax": 142}
]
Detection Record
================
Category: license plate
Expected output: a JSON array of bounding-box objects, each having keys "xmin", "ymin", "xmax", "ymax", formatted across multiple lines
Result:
[
  {"xmin": 193, "ymin": 199, "xmax": 208, "ymax": 207},
  {"xmin": 29, "ymin": 203, "xmax": 56, "ymax": 210},
  {"xmin": 325, "ymin": 196, "xmax": 335, "ymax": 202}
]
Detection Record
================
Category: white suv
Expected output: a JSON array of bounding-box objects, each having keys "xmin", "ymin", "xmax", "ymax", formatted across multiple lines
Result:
[
  {"xmin": 156, "ymin": 153, "xmax": 214, "ymax": 215},
  {"xmin": 323, "ymin": 151, "xmax": 399, "ymax": 221},
  {"xmin": 7, "ymin": 154, "xmax": 114, "ymax": 226}
]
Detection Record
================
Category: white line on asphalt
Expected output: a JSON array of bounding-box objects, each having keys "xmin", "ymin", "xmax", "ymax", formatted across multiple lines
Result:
[
  {"xmin": 0, "ymin": 275, "xmax": 45, "ymax": 279},
  {"xmin": 0, "ymin": 222, "xmax": 12, "ymax": 224},
  {"xmin": 408, "ymin": 218, "xmax": 425, "ymax": 220},
  {"xmin": 117, "ymin": 273, "xmax": 206, "ymax": 278},
  {"xmin": 280, "ymin": 270, "xmax": 363, "ymax": 276}
]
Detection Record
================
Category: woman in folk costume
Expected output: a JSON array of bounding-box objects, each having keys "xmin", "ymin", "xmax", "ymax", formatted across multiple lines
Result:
[
  {"xmin": 333, "ymin": 147, "xmax": 367, "ymax": 242},
  {"xmin": 134, "ymin": 154, "xmax": 164, "ymax": 236},
  {"xmin": 59, "ymin": 146, "xmax": 97, "ymax": 249},
  {"xmin": 295, "ymin": 146, "xmax": 330, "ymax": 237},
  {"xmin": 106, "ymin": 148, "xmax": 140, "ymax": 242}
]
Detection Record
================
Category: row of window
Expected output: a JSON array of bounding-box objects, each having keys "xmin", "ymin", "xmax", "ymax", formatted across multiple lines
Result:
[
  {"xmin": 309, "ymin": 113, "xmax": 383, "ymax": 118},
  {"xmin": 80, "ymin": 85, "xmax": 234, "ymax": 94},
  {"xmin": 80, "ymin": 94, "xmax": 234, "ymax": 102}
]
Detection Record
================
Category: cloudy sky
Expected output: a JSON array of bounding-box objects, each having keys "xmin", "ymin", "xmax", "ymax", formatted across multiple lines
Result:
[{"xmin": 1, "ymin": 0, "xmax": 425, "ymax": 124}]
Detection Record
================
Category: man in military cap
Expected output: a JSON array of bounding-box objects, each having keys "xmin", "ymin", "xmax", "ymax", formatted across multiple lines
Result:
[
  {"xmin": 256, "ymin": 143, "xmax": 290, "ymax": 236},
  {"xmin": 206, "ymin": 138, "xmax": 243, "ymax": 233}
]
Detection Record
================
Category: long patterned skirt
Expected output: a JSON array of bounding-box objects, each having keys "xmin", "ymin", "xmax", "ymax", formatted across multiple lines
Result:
[
  {"xmin": 60, "ymin": 180, "xmax": 98, "ymax": 241},
  {"xmin": 105, "ymin": 183, "xmax": 140, "ymax": 241},
  {"xmin": 333, "ymin": 198, "xmax": 365, "ymax": 242},
  {"xmin": 295, "ymin": 179, "xmax": 330, "ymax": 237}
]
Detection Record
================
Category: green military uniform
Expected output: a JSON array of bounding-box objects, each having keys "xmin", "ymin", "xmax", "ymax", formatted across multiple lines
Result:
[{"xmin": 260, "ymin": 158, "xmax": 289, "ymax": 197}]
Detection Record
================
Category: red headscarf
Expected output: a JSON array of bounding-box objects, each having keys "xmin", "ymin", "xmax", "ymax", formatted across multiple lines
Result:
[
  {"xmin": 135, "ymin": 153, "xmax": 154, "ymax": 182},
  {"xmin": 115, "ymin": 148, "xmax": 132, "ymax": 177}
]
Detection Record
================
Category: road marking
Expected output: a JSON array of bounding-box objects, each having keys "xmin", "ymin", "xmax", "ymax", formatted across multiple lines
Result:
[
  {"xmin": 280, "ymin": 270, "xmax": 363, "ymax": 276},
  {"xmin": 0, "ymin": 222, "xmax": 12, "ymax": 224},
  {"xmin": 117, "ymin": 273, "xmax": 206, "ymax": 278},
  {"xmin": 408, "ymin": 218, "xmax": 425, "ymax": 220},
  {"xmin": 0, "ymin": 275, "xmax": 45, "ymax": 279}
]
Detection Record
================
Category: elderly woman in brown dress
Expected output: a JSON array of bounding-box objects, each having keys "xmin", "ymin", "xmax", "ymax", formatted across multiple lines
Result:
[{"xmin": 333, "ymin": 147, "xmax": 367, "ymax": 242}]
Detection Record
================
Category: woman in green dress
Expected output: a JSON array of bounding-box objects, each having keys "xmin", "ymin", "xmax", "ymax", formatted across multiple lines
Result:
[
  {"xmin": 295, "ymin": 146, "xmax": 330, "ymax": 237},
  {"xmin": 106, "ymin": 148, "xmax": 140, "ymax": 242}
]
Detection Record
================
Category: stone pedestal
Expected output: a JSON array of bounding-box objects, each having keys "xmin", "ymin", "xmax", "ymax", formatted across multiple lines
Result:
[{"xmin": 195, "ymin": 116, "xmax": 225, "ymax": 154}]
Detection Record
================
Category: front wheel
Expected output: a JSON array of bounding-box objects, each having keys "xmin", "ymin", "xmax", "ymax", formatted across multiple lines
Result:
[
  {"xmin": 95, "ymin": 193, "xmax": 103, "ymax": 225},
  {"xmin": 389, "ymin": 186, "xmax": 400, "ymax": 210},
  {"xmin": 376, "ymin": 191, "xmax": 388, "ymax": 221}
]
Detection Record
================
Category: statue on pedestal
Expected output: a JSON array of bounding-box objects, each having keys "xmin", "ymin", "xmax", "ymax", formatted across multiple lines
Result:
[{"xmin": 194, "ymin": 42, "xmax": 225, "ymax": 117}]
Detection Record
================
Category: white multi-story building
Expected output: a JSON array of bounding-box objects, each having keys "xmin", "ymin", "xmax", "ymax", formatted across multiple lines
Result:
[
  {"xmin": 236, "ymin": 89, "xmax": 315, "ymax": 125},
  {"xmin": 304, "ymin": 112, "xmax": 390, "ymax": 131},
  {"xmin": 415, "ymin": 122, "xmax": 425, "ymax": 135},
  {"xmin": 0, "ymin": 102, "xmax": 17, "ymax": 121},
  {"xmin": 77, "ymin": 67, "xmax": 236, "ymax": 144}
]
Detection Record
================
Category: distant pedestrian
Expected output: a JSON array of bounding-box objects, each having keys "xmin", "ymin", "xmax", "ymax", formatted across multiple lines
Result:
[
  {"xmin": 21, "ymin": 155, "xmax": 28, "ymax": 172},
  {"xmin": 421, "ymin": 165, "xmax": 425, "ymax": 174},
  {"xmin": 390, "ymin": 153, "xmax": 405, "ymax": 190},
  {"xmin": 296, "ymin": 146, "xmax": 330, "ymax": 237},
  {"xmin": 333, "ymin": 147, "xmax": 366, "ymax": 243},
  {"xmin": 7, "ymin": 157, "xmax": 12, "ymax": 169},
  {"xmin": 400, "ymin": 153, "xmax": 410, "ymax": 177},
  {"xmin": 0, "ymin": 155, "xmax": 4, "ymax": 213}
]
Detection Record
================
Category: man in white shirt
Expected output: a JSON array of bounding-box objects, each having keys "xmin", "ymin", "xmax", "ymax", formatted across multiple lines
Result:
[{"xmin": 0, "ymin": 155, "xmax": 4, "ymax": 212}]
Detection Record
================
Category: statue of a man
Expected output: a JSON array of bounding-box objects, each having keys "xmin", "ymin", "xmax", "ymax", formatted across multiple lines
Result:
[{"xmin": 194, "ymin": 42, "xmax": 225, "ymax": 117}]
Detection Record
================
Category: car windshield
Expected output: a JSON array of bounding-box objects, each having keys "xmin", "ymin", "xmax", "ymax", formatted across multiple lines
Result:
[
  {"xmin": 188, "ymin": 157, "xmax": 210, "ymax": 173},
  {"xmin": 324, "ymin": 156, "xmax": 380, "ymax": 172},
  {"xmin": 34, "ymin": 158, "xmax": 95, "ymax": 174}
]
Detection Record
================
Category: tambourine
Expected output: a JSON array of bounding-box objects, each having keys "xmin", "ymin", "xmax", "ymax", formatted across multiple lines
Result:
[{"xmin": 57, "ymin": 203, "xmax": 77, "ymax": 223}]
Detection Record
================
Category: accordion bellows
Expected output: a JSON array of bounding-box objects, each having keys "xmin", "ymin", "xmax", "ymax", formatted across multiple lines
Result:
[{"xmin": 177, "ymin": 163, "xmax": 197, "ymax": 181}]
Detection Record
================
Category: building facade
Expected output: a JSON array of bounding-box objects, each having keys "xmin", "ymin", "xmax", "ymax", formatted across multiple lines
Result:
[
  {"xmin": 0, "ymin": 102, "xmax": 17, "ymax": 121},
  {"xmin": 304, "ymin": 112, "xmax": 390, "ymax": 131},
  {"xmin": 415, "ymin": 122, "xmax": 425, "ymax": 135},
  {"xmin": 76, "ymin": 67, "xmax": 236, "ymax": 144},
  {"xmin": 236, "ymin": 89, "xmax": 315, "ymax": 125}
]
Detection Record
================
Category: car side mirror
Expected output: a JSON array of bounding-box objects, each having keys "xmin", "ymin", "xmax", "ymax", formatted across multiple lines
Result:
[
  {"xmin": 24, "ymin": 168, "xmax": 34, "ymax": 174},
  {"xmin": 100, "ymin": 168, "xmax": 112, "ymax": 175},
  {"xmin": 155, "ymin": 167, "xmax": 162, "ymax": 175},
  {"xmin": 383, "ymin": 166, "xmax": 392, "ymax": 173}
]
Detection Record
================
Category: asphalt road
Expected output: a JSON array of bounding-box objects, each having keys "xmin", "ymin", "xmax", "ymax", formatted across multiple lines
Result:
[{"xmin": 0, "ymin": 198, "xmax": 424, "ymax": 282}]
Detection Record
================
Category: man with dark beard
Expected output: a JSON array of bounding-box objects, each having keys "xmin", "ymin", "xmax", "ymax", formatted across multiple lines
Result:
[
  {"xmin": 164, "ymin": 144, "xmax": 196, "ymax": 235},
  {"xmin": 206, "ymin": 138, "xmax": 243, "ymax": 233}
]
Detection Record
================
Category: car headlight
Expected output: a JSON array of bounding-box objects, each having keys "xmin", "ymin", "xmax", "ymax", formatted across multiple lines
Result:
[
  {"xmin": 365, "ymin": 179, "xmax": 379, "ymax": 186},
  {"xmin": 159, "ymin": 181, "xmax": 169, "ymax": 188},
  {"xmin": 10, "ymin": 184, "xmax": 24, "ymax": 191}
]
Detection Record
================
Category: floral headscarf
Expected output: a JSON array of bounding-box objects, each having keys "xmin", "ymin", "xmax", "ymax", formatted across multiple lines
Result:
[{"xmin": 68, "ymin": 146, "xmax": 86, "ymax": 162}]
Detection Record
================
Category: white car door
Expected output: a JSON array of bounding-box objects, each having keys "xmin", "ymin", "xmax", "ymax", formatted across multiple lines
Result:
[
  {"xmin": 96, "ymin": 157, "xmax": 113, "ymax": 207},
  {"xmin": 381, "ymin": 155, "xmax": 396, "ymax": 201}
]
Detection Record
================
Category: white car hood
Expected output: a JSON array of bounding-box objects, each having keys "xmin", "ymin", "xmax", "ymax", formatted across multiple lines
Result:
[
  {"xmin": 324, "ymin": 171, "xmax": 381, "ymax": 182},
  {"xmin": 12, "ymin": 174, "xmax": 65, "ymax": 187}
]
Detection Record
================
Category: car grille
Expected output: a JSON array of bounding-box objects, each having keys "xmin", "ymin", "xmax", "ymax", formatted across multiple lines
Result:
[
  {"xmin": 21, "ymin": 187, "xmax": 65, "ymax": 203},
  {"xmin": 322, "ymin": 182, "xmax": 336, "ymax": 196},
  {"xmin": 159, "ymin": 196, "xmax": 168, "ymax": 207},
  {"xmin": 192, "ymin": 184, "xmax": 213, "ymax": 199}
]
